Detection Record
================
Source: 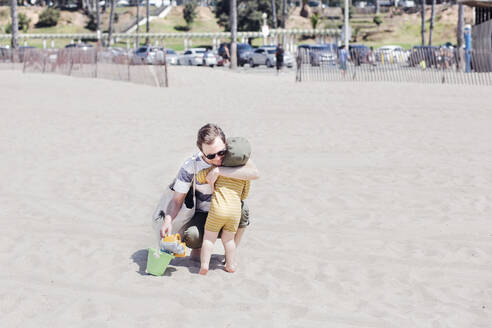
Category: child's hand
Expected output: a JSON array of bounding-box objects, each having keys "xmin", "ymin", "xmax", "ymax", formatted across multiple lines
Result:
[{"xmin": 206, "ymin": 167, "xmax": 219, "ymax": 191}]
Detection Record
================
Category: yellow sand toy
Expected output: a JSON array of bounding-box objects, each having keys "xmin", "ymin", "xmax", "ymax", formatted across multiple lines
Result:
[{"xmin": 160, "ymin": 233, "xmax": 187, "ymax": 257}]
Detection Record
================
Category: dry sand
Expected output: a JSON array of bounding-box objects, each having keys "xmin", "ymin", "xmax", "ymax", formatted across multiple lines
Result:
[{"xmin": 1, "ymin": 67, "xmax": 491, "ymax": 327}]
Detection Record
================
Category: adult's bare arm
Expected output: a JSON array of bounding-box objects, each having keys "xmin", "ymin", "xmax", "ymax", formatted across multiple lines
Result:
[
  {"xmin": 206, "ymin": 159, "xmax": 260, "ymax": 187},
  {"xmin": 160, "ymin": 191, "xmax": 186, "ymax": 237}
]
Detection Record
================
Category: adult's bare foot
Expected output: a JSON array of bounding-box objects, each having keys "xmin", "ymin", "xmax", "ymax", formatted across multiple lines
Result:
[{"xmin": 199, "ymin": 268, "xmax": 208, "ymax": 275}]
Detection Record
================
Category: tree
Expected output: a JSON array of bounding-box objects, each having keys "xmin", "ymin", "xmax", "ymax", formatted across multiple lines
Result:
[
  {"xmin": 428, "ymin": 0, "xmax": 435, "ymax": 45},
  {"xmin": 270, "ymin": 0, "xmax": 277, "ymax": 28},
  {"xmin": 230, "ymin": 0, "xmax": 237, "ymax": 69},
  {"xmin": 457, "ymin": 3, "xmax": 464, "ymax": 69},
  {"xmin": 95, "ymin": 0, "xmax": 101, "ymax": 44},
  {"xmin": 183, "ymin": 1, "xmax": 198, "ymax": 27},
  {"xmin": 457, "ymin": 3, "xmax": 464, "ymax": 49},
  {"xmin": 420, "ymin": 0, "xmax": 425, "ymax": 45},
  {"xmin": 376, "ymin": 0, "xmax": 380, "ymax": 15},
  {"xmin": 281, "ymin": 0, "xmax": 286, "ymax": 28},
  {"xmin": 146, "ymin": 0, "xmax": 150, "ymax": 43},
  {"xmin": 107, "ymin": 0, "xmax": 115, "ymax": 46},
  {"xmin": 10, "ymin": 0, "xmax": 18, "ymax": 49},
  {"xmin": 136, "ymin": 0, "xmax": 140, "ymax": 46},
  {"xmin": 214, "ymin": 0, "xmax": 285, "ymax": 32},
  {"xmin": 300, "ymin": 0, "xmax": 309, "ymax": 18}
]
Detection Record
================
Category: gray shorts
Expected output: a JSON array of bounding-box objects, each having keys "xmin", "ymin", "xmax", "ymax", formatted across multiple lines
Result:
[{"xmin": 182, "ymin": 201, "xmax": 250, "ymax": 249}]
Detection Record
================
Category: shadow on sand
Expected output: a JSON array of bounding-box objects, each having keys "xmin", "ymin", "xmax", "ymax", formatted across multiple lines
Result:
[{"xmin": 131, "ymin": 249, "xmax": 227, "ymax": 276}]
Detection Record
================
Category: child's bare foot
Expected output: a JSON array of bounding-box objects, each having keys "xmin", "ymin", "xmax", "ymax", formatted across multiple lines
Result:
[
  {"xmin": 199, "ymin": 267, "xmax": 208, "ymax": 275},
  {"xmin": 225, "ymin": 264, "xmax": 236, "ymax": 273}
]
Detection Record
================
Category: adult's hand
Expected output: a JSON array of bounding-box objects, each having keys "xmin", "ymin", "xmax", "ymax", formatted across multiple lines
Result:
[
  {"xmin": 206, "ymin": 166, "xmax": 220, "ymax": 191},
  {"xmin": 160, "ymin": 216, "xmax": 173, "ymax": 237}
]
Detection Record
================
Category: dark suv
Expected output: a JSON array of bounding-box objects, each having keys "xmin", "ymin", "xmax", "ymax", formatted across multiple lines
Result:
[
  {"xmin": 298, "ymin": 44, "xmax": 337, "ymax": 66},
  {"xmin": 349, "ymin": 44, "xmax": 370, "ymax": 65},
  {"xmin": 218, "ymin": 42, "xmax": 254, "ymax": 66},
  {"xmin": 408, "ymin": 46, "xmax": 440, "ymax": 68}
]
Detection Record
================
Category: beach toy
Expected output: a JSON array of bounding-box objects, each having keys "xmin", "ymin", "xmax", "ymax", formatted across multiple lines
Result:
[
  {"xmin": 145, "ymin": 248, "xmax": 174, "ymax": 276},
  {"xmin": 160, "ymin": 233, "xmax": 187, "ymax": 257}
]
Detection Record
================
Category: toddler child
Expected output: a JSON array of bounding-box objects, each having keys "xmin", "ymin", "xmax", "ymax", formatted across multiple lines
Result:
[{"xmin": 197, "ymin": 137, "xmax": 251, "ymax": 275}]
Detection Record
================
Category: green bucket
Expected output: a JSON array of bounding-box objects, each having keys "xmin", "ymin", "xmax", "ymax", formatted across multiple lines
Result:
[{"xmin": 145, "ymin": 248, "xmax": 175, "ymax": 276}]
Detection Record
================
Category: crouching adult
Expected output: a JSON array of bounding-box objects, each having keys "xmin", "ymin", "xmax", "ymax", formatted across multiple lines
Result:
[{"xmin": 159, "ymin": 123, "xmax": 260, "ymax": 258}]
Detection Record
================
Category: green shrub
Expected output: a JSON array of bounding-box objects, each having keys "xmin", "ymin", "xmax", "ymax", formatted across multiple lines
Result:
[
  {"xmin": 36, "ymin": 8, "xmax": 60, "ymax": 28},
  {"xmin": 310, "ymin": 13, "xmax": 319, "ymax": 29},
  {"xmin": 373, "ymin": 15, "xmax": 383, "ymax": 27},
  {"xmin": 6, "ymin": 13, "xmax": 31, "ymax": 33},
  {"xmin": 85, "ymin": 14, "xmax": 97, "ymax": 31}
]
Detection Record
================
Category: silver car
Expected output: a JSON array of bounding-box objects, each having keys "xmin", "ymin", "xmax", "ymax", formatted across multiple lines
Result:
[
  {"xmin": 249, "ymin": 46, "xmax": 294, "ymax": 68},
  {"xmin": 165, "ymin": 49, "xmax": 178, "ymax": 65},
  {"xmin": 132, "ymin": 45, "xmax": 166, "ymax": 65},
  {"xmin": 178, "ymin": 48, "xmax": 217, "ymax": 67}
]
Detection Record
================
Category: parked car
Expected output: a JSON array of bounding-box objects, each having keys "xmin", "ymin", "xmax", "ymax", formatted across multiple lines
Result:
[
  {"xmin": 349, "ymin": 44, "xmax": 370, "ymax": 65},
  {"xmin": 249, "ymin": 46, "xmax": 294, "ymax": 68},
  {"xmin": 65, "ymin": 43, "xmax": 94, "ymax": 51},
  {"xmin": 377, "ymin": 45, "xmax": 408, "ymax": 63},
  {"xmin": 132, "ymin": 45, "xmax": 165, "ymax": 64},
  {"xmin": 408, "ymin": 45, "xmax": 440, "ymax": 68},
  {"xmin": 399, "ymin": 0, "xmax": 415, "ymax": 8},
  {"xmin": 164, "ymin": 48, "xmax": 178, "ymax": 65},
  {"xmin": 298, "ymin": 44, "xmax": 337, "ymax": 66},
  {"xmin": 218, "ymin": 42, "xmax": 254, "ymax": 66},
  {"xmin": 178, "ymin": 48, "xmax": 217, "ymax": 66}
]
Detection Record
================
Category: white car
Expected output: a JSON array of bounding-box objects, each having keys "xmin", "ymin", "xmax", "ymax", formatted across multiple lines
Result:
[
  {"xmin": 377, "ymin": 45, "xmax": 409, "ymax": 63},
  {"xmin": 399, "ymin": 0, "xmax": 415, "ymax": 7},
  {"xmin": 249, "ymin": 46, "xmax": 294, "ymax": 68},
  {"xmin": 178, "ymin": 48, "xmax": 217, "ymax": 67}
]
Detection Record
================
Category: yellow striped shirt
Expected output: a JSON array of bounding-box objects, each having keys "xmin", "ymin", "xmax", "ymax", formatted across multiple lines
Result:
[{"xmin": 196, "ymin": 167, "xmax": 250, "ymax": 232}]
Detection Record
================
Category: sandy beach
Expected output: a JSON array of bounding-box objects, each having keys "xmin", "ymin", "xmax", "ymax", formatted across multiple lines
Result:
[{"xmin": 1, "ymin": 67, "xmax": 491, "ymax": 327}]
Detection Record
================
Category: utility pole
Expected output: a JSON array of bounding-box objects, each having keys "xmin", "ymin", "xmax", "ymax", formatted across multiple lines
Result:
[
  {"xmin": 146, "ymin": 0, "xmax": 150, "ymax": 44},
  {"xmin": 136, "ymin": 0, "xmax": 140, "ymax": 47},
  {"xmin": 230, "ymin": 0, "xmax": 237, "ymax": 69},
  {"xmin": 10, "ymin": 0, "xmax": 18, "ymax": 49},
  {"xmin": 421, "ymin": 0, "xmax": 426, "ymax": 45},
  {"xmin": 344, "ymin": 0, "xmax": 349, "ymax": 47}
]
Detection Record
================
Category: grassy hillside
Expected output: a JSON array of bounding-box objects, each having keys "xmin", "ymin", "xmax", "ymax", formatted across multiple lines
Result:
[{"xmin": 0, "ymin": 4, "xmax": 474, "ymax": 50}]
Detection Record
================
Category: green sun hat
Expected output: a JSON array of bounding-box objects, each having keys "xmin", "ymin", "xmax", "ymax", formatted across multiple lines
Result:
[{"xmin": 222, "ymin": 137, "xmax": 251, "ymax": 167}]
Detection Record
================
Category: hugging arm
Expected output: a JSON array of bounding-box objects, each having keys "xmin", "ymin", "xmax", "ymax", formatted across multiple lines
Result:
[{"xmin": 206, "ymin": 159, "xmax": 260, "ymax": 187}]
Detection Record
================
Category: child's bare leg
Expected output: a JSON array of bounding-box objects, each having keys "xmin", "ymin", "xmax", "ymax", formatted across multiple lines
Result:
[
  {"xmin": 221, "ymin": 230, "xmax": 236, "ymax": 273},
  {"xmin": 199, "ymin": 230, "xmax": 218, "ymax": 275},
  {"xmin": 234, "ymin": 227, "xmax": 245, "ymax": 247}
]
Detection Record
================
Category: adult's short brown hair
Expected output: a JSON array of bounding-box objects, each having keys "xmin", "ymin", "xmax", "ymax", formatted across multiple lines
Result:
[{"xmin": 196, "ymin": 123, "xmax": 226, "ymax": 151}]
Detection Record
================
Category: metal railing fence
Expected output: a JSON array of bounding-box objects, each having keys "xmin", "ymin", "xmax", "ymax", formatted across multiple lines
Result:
[
  {"xmin": 0, "ymin": 48, "xmax": 169, "ymax": 88},
  {"xmin": 295, "ymin": 47, "xmax": 492, "ymax": 86}
]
